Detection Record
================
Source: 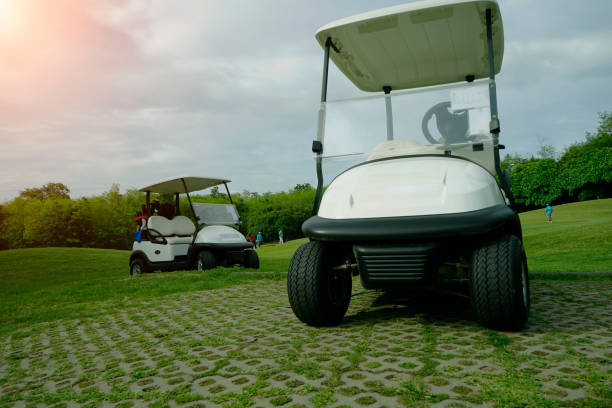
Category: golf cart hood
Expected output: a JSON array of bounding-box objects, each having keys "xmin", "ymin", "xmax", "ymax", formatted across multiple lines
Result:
[
  {"xmin": 195, "ymin": 225, "xmax": 247, "ymax": 244},
  {"xmin": 315, "ymin": 0, "xmax": 503, "ymax": 91},
  {"xmin": 318, "ymin": 156, "xmax": 505, "ymax": 219}
]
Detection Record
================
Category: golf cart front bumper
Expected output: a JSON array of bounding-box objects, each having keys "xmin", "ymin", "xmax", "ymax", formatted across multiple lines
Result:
[{"xmin": 303, "ymin": 204, "xmax": 521, "ymax": 288}]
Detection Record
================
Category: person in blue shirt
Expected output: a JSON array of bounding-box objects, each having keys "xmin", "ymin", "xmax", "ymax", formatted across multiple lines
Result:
[
  {"xmin": 545, "ymin": 203, "xmax": 553, "ymax": 223},
  {"xmin": 278, "ymin": 229, "xmax": 284, "ymax": 245},
  {"xmin": 256, "ymin": 232, "xmax": 263, "ymax": 248}
]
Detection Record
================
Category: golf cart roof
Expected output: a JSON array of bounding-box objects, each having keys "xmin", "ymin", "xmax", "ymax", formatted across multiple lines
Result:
[
  {"xmin": 139, "ymin": 177, "xmax": 230, "ymax": 194},
  {"xmin": 315, "ymin": 0, "xmax": 503, "ymax": 92}
]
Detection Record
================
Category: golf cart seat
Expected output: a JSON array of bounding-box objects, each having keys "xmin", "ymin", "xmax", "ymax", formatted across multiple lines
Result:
[
  {"xmin": 368, "ymin": 140, "xmax": 440, "ymax": 161},
  {"xmin": 147, "ymin": 215, "xmax": 196, "ymax": 244}
]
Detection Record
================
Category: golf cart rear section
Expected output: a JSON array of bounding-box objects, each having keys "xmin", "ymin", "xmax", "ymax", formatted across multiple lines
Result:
[
  {"xmin": 129, "ymin": 177, "xmax": 258, "ymax": 274},
  {"xmin": 188, "ymin": 242, "xmax": 255, "ymax": 267}
]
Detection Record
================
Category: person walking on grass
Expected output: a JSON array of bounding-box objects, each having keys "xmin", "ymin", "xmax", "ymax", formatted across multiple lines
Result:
[
  {"xmin": 256, "ymin": 232, "xmax": 263, "ymax": 249},
  {"xmin": 278, "ymin": 229, "xmax": 284, "ymax": 245},
  {"xmin": 545, "ymin": 203, "xmax": 553, "ymax": 223}
]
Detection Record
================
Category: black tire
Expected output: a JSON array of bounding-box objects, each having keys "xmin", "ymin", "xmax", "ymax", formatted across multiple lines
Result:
[
  {"xmin": 245, "ymin": 250, "xmax": 259, "ymax": 269},
  {"xmin": 197, "ymin": 251, "xmax": 216, "ymax": 271},
  {"xmin": 471, "ymin": 235, "xmax": 530, "ymax": 331},
  {"xmin": 287, "ymin": 241, "xmax": 352, "ymax": 326},
  {"xmin": 130, "ymin": 258, "xmax": 148, "ymax": 276}
]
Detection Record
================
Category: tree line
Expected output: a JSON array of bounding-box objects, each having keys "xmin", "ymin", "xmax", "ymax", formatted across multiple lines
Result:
[
  {"xmin": 0, "ymin": 182, "xmax": 316, "ymax": 251},
  {"xmin": 502, "ymin": 111, "xmax": 611, "ymax": 210},
  {"xmin": 0, "ymin": 113, "xmax": 609, "ymax": 251}
]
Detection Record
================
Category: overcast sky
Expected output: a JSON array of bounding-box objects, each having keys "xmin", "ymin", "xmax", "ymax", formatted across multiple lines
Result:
[{"xmin": 1, "ymin": 0, "xmax": 611, "ymax": 202}]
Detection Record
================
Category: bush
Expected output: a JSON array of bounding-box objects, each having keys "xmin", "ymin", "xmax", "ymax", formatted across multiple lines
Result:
[{"xmin": 505, "ymin": 112, "xmax": 612, "ymax": 209}]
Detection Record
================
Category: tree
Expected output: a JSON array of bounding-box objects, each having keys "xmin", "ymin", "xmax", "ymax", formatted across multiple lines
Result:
[
  {"xmin": 19, "ymin": 182, "xmax": 70, "ymax": 200},
  {"xmin": 536, "ymin": 144, "xmax": 556, "ymax": 160},
  {"xmin": 501, "ymin": 153, "xmax": 527, "ymax": 173},
  {"xmin": 293, "ymin": 183, "xmax": 313, "ymax": 192},
  {"xmin": 0, "ymin": 204, "xmax": 7, "ymax": 249},
  {"xmin": 561, "ymin": 111, "xmax": 612, "ymax": 163},
  {"xmin": 510, "ymin": 158, "xmax": 562, "ymax": 207},
  {"xmin": 209, "ymin": 186, "xmax": 227, "ymax": 199}
]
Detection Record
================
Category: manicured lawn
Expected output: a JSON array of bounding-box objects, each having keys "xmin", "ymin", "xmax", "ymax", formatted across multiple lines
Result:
[
  {"xmin": 519, "ymin": 198, "xmax": 612, "ymax": 272},
  {"xmin": 0, "ymin": 248, "xmax": 283, "ymax": 337},
  {"xmin": 257, "ymin": 238, "xmax": 306, "ymax": 272}
]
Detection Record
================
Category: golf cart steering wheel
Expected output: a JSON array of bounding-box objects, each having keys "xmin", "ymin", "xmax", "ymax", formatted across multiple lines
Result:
[
  {"xmin": 146, "ymin": 228, "xmax": 167, "ymax": 245},
  {"xmin": 421, "ymin": 101, "xmax": 469, "ymax": 145}
]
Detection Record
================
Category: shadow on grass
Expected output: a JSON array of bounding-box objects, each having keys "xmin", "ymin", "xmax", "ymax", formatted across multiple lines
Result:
[
  {"xmin": 344, "ymin": 284, "xmax": 474, "ymax": 327},
  {"xmin": 342, "ymin": 279, "xmax": 610, "ymax": 335}
]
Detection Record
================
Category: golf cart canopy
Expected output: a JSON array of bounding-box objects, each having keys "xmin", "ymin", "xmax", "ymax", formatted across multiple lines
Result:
[
  {"xmin": 315, "ymin": 0, "xmax": 503, "ymax": 92},
  {"xmin": 139, "ymin": 177, "xmax": 231, "ymax": 194}
]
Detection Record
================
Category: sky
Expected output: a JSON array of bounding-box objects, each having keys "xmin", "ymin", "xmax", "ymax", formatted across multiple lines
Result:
[{"xmin": 1, "ymin": 0, "xmax": 611, "ymax": 202}]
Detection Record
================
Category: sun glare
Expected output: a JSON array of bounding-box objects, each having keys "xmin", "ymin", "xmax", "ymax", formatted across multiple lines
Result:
[{"xmin": 0, "ymin": 0, "xmax": 25, "ymax": 38}]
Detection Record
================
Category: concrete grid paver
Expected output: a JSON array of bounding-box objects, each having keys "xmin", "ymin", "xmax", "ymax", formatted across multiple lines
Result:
[{"xmin": 1, "ymin": 279, "xmax": 611, "ymax": 407}]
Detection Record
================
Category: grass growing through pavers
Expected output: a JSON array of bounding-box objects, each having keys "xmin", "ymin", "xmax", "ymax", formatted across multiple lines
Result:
[{"xmin": 3, "ymin": 279, "xmax": 611, "ymax": 407}]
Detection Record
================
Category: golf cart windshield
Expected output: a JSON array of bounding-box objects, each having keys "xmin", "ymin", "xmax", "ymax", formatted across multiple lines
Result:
[
  {"xmin": 192, "ymin": 203, "xmax": 240, "ymax": 226},
  {"xmin": 319, "ymin": 79, "xmax": 494, "ymax": 182}
]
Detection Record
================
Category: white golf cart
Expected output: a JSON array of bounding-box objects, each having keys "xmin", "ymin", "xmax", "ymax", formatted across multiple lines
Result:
[
  {"xmin": 287, "ymin": 0, "xmax": 530, "ymax": 330},
  {"xmin": 129, "ymin": 177, "xmax": 258, "ymax": 275}
]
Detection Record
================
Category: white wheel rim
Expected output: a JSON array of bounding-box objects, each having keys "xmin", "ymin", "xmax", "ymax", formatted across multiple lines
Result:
[
  {"xmin": 197, "ymin": 258, "xmax": 203, "ymax": 270},
  {"xmin": 133, "ymin": 264, "xmax": 141, "ymax": 275}
]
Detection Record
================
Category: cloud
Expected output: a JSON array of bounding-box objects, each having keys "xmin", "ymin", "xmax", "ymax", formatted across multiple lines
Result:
[{"xmin": 1, "ymin": 0, "xmax": 611, "ymax": 201}]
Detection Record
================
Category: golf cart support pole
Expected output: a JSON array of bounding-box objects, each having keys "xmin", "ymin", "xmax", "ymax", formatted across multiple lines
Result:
[
  {"xmin": 486, "ymin": 8, "xmax": 513, "ymax": 205},
  {"xmin": 312, "ymin": 37, "xmax": 336, "ymax": 215},
  {"xmin": 383, "ymin": 86, "xmax": 394, "ymax": 141},
  {"xmin": 223, "ymin": 182, "xmax": 234, "ymax": 204},
  {"xmin": 180, "ymin": 178, "xmax": 198, "ymax": 221}
]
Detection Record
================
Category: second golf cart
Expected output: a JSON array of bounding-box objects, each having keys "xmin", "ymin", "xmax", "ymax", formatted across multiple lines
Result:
[
  {"xmin": 287, "ymin": 0, "xmax": 530, "ymax": 331},
  {"xmin": 129, "ymin": 177, "xmax": 258, "ymax": 274}
]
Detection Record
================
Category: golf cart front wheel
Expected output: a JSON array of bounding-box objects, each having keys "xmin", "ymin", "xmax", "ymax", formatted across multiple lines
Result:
[
  {"xmin": 471, "ymin": 234, "xmax": 530, "ymax": 331},
  {"xmin": 197, "ymin": 251, "xmax": 216, "ymax": 271},
  {"xmin": 245, "ymin": 250, "xmax": 259, "ymax": 269},
  {"xmin": 287, "ymin": 241, "xmax": 352, "ymax": 327},
  {"xmin": 130, "ymin": 258, "xmax": 148, "ymax": 276}
]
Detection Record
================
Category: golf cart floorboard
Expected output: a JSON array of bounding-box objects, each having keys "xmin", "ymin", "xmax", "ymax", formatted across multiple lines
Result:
[{"xmin": 303, "ymin": 204, "xmax": 521, "ymax": 243}]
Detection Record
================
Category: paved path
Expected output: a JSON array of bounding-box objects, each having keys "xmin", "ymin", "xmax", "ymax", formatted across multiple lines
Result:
[{"xmin": 1, "ymin": 279, "xmax": 611, "ymax": 407}]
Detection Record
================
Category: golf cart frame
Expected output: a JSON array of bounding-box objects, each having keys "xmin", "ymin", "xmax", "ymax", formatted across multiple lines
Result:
[
  {"xmin": 287, "ymin": 0, "xmax": 529, "ymax": 331},
  {"xmin": 129, "ymin": 177, "xmax": 257, "ymax": 274}
]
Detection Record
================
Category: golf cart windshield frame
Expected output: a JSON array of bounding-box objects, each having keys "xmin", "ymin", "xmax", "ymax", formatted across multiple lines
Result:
[{"xmin": 312, "ymin": 8, "xmax": 511, "ymax": 214}]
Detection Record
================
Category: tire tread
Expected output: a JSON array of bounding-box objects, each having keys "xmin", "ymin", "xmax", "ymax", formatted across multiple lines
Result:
[{"xmin": 471, "ymin": 235, "xmax": 529, "ymax": 331}]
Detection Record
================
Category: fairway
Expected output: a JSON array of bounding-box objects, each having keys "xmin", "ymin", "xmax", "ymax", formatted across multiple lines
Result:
[
  {"xmin": 520, "ymin": 199, "xmax": 612, "ymax": 272},
  {"xmin": 1, "ymin": 199, "xmax": 611, "ymax": 407}
]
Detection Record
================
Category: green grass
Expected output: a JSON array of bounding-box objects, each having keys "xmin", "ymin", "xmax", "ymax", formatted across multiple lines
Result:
[
  {"xmin": 0, "ymin": 247, "xmax": 283, "ymax": 337},
  {"xmin": 519, "ymin": 198, "xmax": 612, "ymax": 272},
  {"xmin": 257, "ymin": 238, "xmax": 307, "ymax": 272},
  {"xmin": 0, "ymin": 199, "xmax": 609, "ymax": 336}
]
